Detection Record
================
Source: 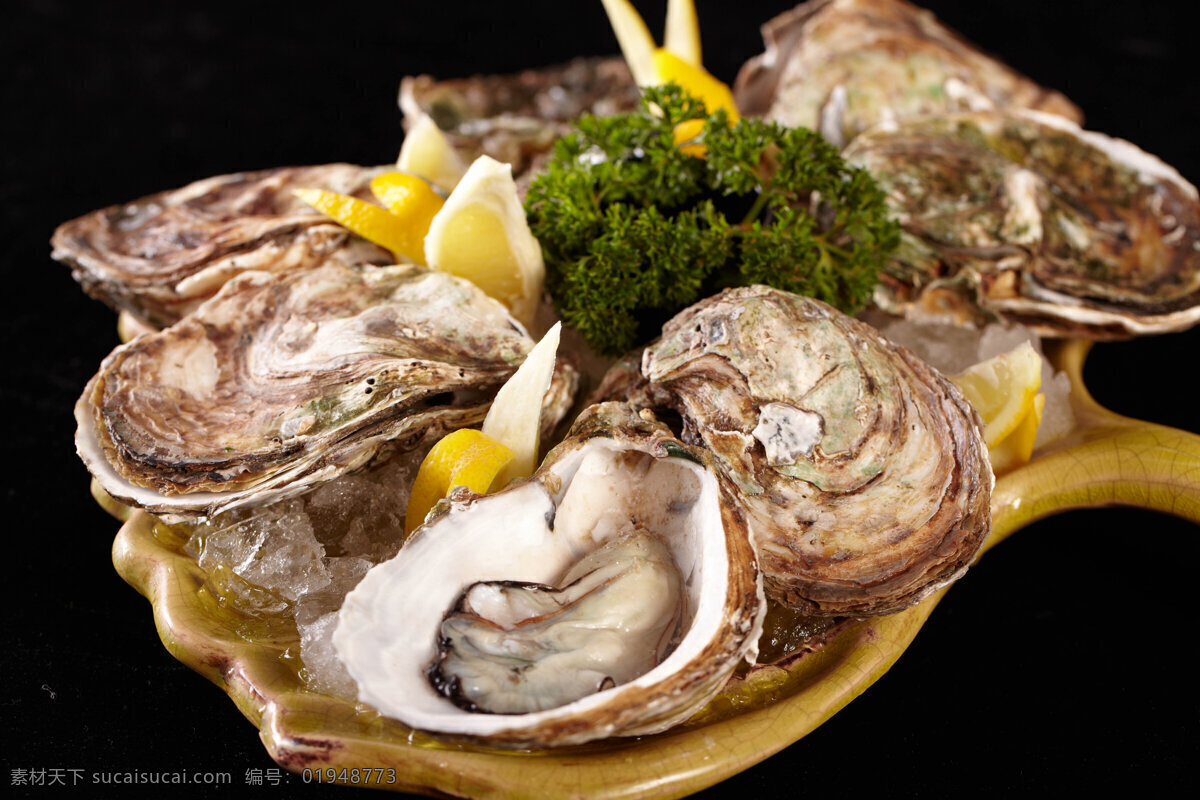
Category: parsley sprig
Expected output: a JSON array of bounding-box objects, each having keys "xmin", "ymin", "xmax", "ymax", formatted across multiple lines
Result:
[{"xmin": 525, "ymin": 85, "xmax": 899, "ymax": 356}]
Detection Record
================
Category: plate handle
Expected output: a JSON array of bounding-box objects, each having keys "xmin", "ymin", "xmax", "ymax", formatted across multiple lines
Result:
[{"xmin": 986, "ymin": 339, "xmax": 1200, "ymax": 553}]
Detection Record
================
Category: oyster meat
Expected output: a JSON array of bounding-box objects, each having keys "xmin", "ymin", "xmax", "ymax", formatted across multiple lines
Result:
[
  {"xmin": 334, "ymin": 403, "xmax": 765, "ymax": 747},
  {"xmin": 76, "ymin": 262, "xmax": 577, "ymax": 518},
  {"xmin": 51, "ymin": 164, "xmax": 393, "ymax": 328},
  {"xmin": 608, "ymin": 286, "xmax": 993, "ymax": 616},
  {"xmin": 399, "ymin": 56, "xmax": 639, "ymax": 190},
  {"xmin": 844, "ymin": 111, "xmax": 1200, "ymax": 337},
  {"xmin": 734, "ymin": 0, "xmax": 1081, "ymax": 148}
]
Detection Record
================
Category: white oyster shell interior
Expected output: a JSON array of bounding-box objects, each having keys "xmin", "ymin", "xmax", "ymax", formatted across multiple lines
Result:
[{"xmin": 333, "ymin": 435, "xmax": 746, "ymax": 745}]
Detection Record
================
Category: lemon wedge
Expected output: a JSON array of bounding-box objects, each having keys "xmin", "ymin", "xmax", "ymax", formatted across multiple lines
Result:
[
  {"xmin": 423, "ymin": 155, "xmax": 545, "ymax": 330},
  {"xmin": 601, "ymin": 0, "xmax": 736, "ymax": 115},
  {"xmin": 404, "ymin": 429, "xmax": 514, "ymax": 534},
  {"xmin": 396, "ymin": 113, "xmax": 467, "ymax": 194},
  {"xmin": 481, "ymin": 322, "xmax": 562, "ymax": 489},
  {"xmin": 293, "ymin": 188, "xmax": 420, "ymax": 262},
  {"xmin": 403, "ymin": 323, "xmax": 561, "ymax": 533},
  {"xmin": 368, "ymin": 172, "xmax": 444, "ymax": 263},
  {"xmin": 294, "ymin": 173, "xmax": 444, "ymax": 265},
  {"xmin": 950, "ymin": 342, "xmax": 1044, "ymax": 473},
  {"xmin": 988, "ymin": 391, "xmax": 1045, "ymax": 475},
  {"xmin": 664, "ymin": 0, "xmax": 702, "ymax": 66},
  {"xmin": 601, "ymin": 0, "xmax": 737, "ymax": 158},
  {"xmin": 652, "ymin": 49, "xmax": 739, "ymax": 121},
  {"xmin": 600, "ymin": 0, "xmax": 659, "ymax": 85}
]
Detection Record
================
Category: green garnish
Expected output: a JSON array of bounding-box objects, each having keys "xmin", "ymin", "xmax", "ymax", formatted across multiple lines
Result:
[{"xmin": 525, "ymin": 85, "xmax": 900, "ymax": 356}]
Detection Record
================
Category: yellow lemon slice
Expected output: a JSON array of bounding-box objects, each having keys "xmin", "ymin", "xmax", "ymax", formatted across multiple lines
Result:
[
  {"xmin": 673, "ymin": 118, "xmax": 707, "ymax": 157},
  {"xmin": 396, "ymin": 113, "xmax": 467, "ymax": 194},
  {"xmin": 481, "ymin": 322, "xmax": 562, "ymax": 489},
  {"xmin": 950, "ymin": 341, "xmax": 1044, "ymax": 472},
  {"xmin": 404, "ymin": 429, "xmax": 514, "ymax": 534},
  {"xmin": 403, "ymin": 323, "xmax": 561, "ymax": 533},
  {"xmin": 368, "ymin": 171, "xmax": 444, "ymax": 264},
  {"xmin": 652, "ymin": 49, "xmax": 739, "ymax": 121},
  {"xmin": 423, "ymin": 155, "xmax": 545, "ymax": 330},
  {"xmin": 293, "ymin": 188, "xmax": 415, "ymax": 262},
  {"xmin": 988, "ymin": 392, "xmax": 1045, "ymax": 475}
]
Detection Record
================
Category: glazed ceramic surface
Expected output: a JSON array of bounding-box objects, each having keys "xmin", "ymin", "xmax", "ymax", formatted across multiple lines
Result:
[{"xmin": 108, "ymin": 339, "xmax": 1200, "ymax": 798}]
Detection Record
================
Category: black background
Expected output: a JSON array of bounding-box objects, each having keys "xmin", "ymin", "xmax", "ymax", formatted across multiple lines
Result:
[{"xmin": 4, "ymin": 1, "xmax": 1197, "ymax": 797}]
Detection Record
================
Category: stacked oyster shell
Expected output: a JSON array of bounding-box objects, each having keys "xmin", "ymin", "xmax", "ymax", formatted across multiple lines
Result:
[
  {"xmin": 399, "ymin": 56, "xmax": 640, "ymax": 191},
  {"xmin": 735, "ymin": 0, "xmax": 1200, "ymax": 338},
  {"xmin": 52, "ymin": 164, "xmax": 394, "ymax": 328},
  {"xmin": 77, "ymin": 262, "xmax": 578, "ymax": 519},
  {"xmin": 844, "ymin": 111, "xmax": 1200, "ymax": 337},
  {"xmin": 610, "ymin": 287, "xmax": 993, "ymax": 615},
  {"xmin": 733, "ymin": 0, "xmax": 1082, "ymax": 148}
]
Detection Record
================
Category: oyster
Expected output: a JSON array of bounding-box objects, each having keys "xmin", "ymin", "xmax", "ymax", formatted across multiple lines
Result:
[
  {"xmin": 76, "ymin": 262, "xmax": 577, "ymax": 518},
  {"xmin": 734, "ymin": 0, "xmax": 1081, "ymax": 148},
  {"xmin": 844, "ymin": 111, "xmax": 1200, "ymax": 337},
  {"xmin": 334, "ymin": 402, "xmax": 765, "ymax": 747},
  {"xmin": 399, "ymin": 56, "xmax": 639, "ymax": 189},
  {"xmin": 51, "ymin": 164, "xmax": 393, "ymax": 328},
  {"xmin": 608, "ymin": 286, "xmax": 992, "ymax": 616}
]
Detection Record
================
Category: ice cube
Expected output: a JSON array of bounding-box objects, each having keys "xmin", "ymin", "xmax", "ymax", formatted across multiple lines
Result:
[
  {"xmin": 1035, "ymin": 368, "xmax": 1075, "ymax": 448},
  {"xmin": 188, "ymin": 499, "xmax": 331, "ymax": 602},
  {"xmin": 865, "ymin": 313, "xmax": 983, "ymax": 374},
  {"xmin": 304, "ymin": 444, "xmax": 430, "ymax": 561},
  {"xmin": 977, "ymin": 322, "xmax": 1037, "ymax": 361},
  {"xmin": 293, "ymin": 556, "xmax": 372, "ymax": 626},
  {"xmin": 298, "ymin": 611, "xmax": 359, "ymax": 700},
  {"xmin": 295, "ymin": 556, "xmax": 373, "ymax": 700}
]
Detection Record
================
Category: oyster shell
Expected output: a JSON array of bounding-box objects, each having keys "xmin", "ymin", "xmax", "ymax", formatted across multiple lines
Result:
[
  {"xmin": 51, "ymin": 164, "xmax": 393, "ymax": 328},
  {"xmin": 399, "ymin": 56, "xmax": 639, "ymax": 190},
  {"xmin": 844, "ymin": 111, "xmax": 1200, "ymax": 337},
  {"xmin": 734, "ymin": 0, "xmax": 1082, "ymax": 148},
  {"xmin": 334, "ymin": 402, "xmax": 765, "ymax": 748},
  {"xmin": 76, "ymin": 262, "xmax": 577, "ymax": 518},
  {"xmin": 608, "ymin": 286, "xmax": 992, "ymax": 616}
]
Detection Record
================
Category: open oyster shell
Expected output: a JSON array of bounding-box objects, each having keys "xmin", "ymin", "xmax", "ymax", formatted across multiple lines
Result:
[
  {"xmin": 399, "ymin": 56, "xmax": 639, "ymax": 189},
  {"xmin": 51, "ymin": 164, "xmax": 393, "ymax": 328},
  {"xmin": 76, "ymin": 262, "xmax": 577, "ymax": 518},
  {"xmin": 734, "ymin": 0, "xmax": 1081, "ymax": 148},
  {"xmin": 844, "ymin": 110, "xmax": 1200, "ymax": 337},
  {"xmin": 334, "ymin": 402, "xmax": 765, "ymax": 748},
  {"xmin": 606, "ymin": 286, "xmax": 992, "ymax": 616}
]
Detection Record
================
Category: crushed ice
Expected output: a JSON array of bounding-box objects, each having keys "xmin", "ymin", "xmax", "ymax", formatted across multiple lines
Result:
[
  {"xmin": 182, "ymin": 442, "xmax": 428, "ymax": 700},
  {"xmin": 866, "ymin": 313, "xmax": 1074, "ymax": 447}
]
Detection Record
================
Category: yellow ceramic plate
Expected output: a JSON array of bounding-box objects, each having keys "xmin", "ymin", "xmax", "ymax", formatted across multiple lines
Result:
[{"xmin": 108, "ymin": 340, "xmax": 1200, "ymax": 797}]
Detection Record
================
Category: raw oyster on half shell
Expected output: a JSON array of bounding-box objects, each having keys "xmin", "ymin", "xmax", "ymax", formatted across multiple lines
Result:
[
  {"xmin": 844, "ymin": 111, "xmax": 1200, "ymax": 337},
  {"xmin": 734, "ymin": 0, "xmax": 1081, "ymax": 148},
  {"xmin": 51, "ymin": 164, "xmax": 393, "ymax": 328},
  {"xmin": 607, "ymin": 286, "xmax": 992, "ymax": 616},
  {"xmin": 76, "ymin": 262, "xmax": 578, "ymax": 518},
  {"xmin": 334, "ymin": 402, "xmax": 765, "ymax": 747}
]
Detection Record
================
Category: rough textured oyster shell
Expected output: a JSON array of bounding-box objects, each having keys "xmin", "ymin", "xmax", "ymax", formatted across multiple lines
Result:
[
  {"xmin": 76, "ymin": 262, "xmax": 577, "ymax": 518},
  {"xmin": 844, "ymin": 111, "xmax": 1200, "ymax": 337},
  {"xmin": 734, "ymin": 0, "xmax": 1081, "ymax": 148},
  {"xmin": 399, "ymin": 56, "xmax": 639, "ymax": 190},
  {"xmin": 51, "ymin": 164, "xmax": 393, "ymax": 328},
  {"xmin": 608, "ymin": 286, "xmax": 992, "ymax": 616},
  {"xmin": 334, "ymin": 402, "xmax": 765, "ymax": 748}
]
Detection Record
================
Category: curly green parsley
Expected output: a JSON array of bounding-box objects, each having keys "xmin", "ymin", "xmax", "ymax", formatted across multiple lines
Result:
[{"xmin": 524, "ymin": 85, "xmax": 899, "ymax": 356}]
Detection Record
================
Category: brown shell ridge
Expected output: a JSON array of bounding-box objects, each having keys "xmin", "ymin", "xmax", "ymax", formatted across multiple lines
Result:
[{"xmin": 606, "ymin": 285, "xmax": 992, "ymax": 616}]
